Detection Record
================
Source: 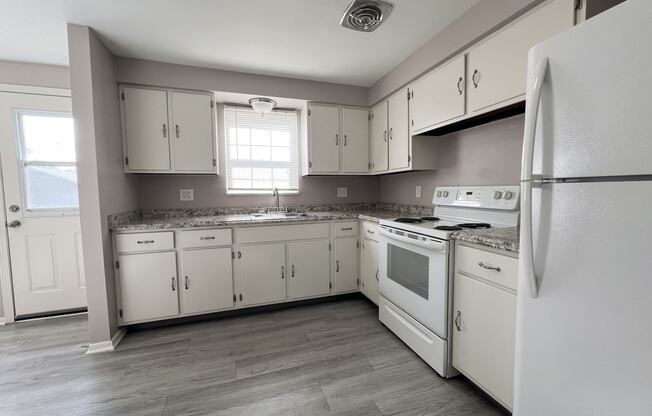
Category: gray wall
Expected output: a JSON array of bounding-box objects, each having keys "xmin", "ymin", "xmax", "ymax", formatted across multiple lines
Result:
[
  {"xmin": 0, "ymin": 60, "xmax": 70, "ymax": 89},
  {"xmin": 380, "ymin": 115, "xmax": 525, "ymax": 205},
  {"xmin": 68, "ymin": 24, "xmax": 139, "ymax": 344},
  {"xmin": 369, "ymin": 0, "xmax": 542, "ymax": 105}
]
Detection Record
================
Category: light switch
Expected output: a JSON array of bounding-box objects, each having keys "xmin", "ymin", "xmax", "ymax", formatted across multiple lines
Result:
[
  {"xmin": 179, "ymin": 188, "xmax": 194, "ymax": 201},
  {"xmin": 416, "ymin": 186, "xmax": 422, "ymax": 199},
  {"xmin": 337, "ymin": 187, "xmax": 348, "ymax": 198}
]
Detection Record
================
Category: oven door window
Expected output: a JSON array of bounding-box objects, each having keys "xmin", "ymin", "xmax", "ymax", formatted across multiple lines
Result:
[{"xmin": 387, "ymin": 243, "xmax": 429, "ymax": 299}]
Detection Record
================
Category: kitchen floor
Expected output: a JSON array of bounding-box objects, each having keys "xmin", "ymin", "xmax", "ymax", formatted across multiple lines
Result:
[{"xmin": 0, "ymin": 298, "xmax": 506, "ymax": 416}]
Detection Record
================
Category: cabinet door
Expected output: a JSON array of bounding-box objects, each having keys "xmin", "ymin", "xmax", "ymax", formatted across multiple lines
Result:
[
  {"xmin": 288, "ymin": 239, "xmax": 330, "ymax": 299},
  {"xmin": 388, "ymin": 88, "xmax": 410, "ymax": 170},
  {"xmin": 411, "ymin": 55, "xmax": 466, "ymax": 132},
  {"xmin": 370, "ymin": 100, "xmax": 388, "ymax": 173},
  {"xmin": 170, "ymin": 91, "xmax": 216, "ymax": 172},
  {"xmin": 122, "ymin": 87, "xmax": 171, "ymax": 171},
  {"xmin": 240, "ymin": 244, "xmax": 286, "ymax": 306},
  {"xmin": 118, "ymin": 251, "xmax": 178, "ymax": 323},
  {"xmin": 308, "ymin": 104, "xmax": 340, "ymax": 173},
  {"xmin": 335, "ymin": 237, "xmax": 359, "ymax": 293},
  {"xmin": 341, "ymin": 108, "xmax": 369, "ymax": 174},
  {"xmin": 360, "ymin": 239, "xmax": 379, "ymax": 305},
  {"xmin": 453, "ymin": 273, "xmax": 517, "ymax": 410},
  {"xmin": 467, "ymin": 0, "xmax": 575, "ymax": 113},
  {"xmin": 180, "ymin": 248, "xmax": 233, "ymax": 315}
]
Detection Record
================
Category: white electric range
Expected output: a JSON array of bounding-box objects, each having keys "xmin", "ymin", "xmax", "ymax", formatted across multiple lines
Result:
[{"xmin": 377, "ymin": 185, "xmax": 520, "ymax": 377}]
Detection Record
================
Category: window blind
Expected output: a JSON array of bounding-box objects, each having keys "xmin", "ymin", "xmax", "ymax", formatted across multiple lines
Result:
[{"xmin": 224, "ymin": 105, "xmax": 299, "ymax": 193}]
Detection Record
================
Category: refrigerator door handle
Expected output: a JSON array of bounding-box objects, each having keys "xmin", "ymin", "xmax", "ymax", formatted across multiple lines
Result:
[{"xmin": 520, "ymin": 57, "xmax": 549, "ymax": 299}]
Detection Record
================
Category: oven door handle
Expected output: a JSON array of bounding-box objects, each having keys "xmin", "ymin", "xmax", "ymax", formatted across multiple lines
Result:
[{"xmin": 379, "ymin": 228, "xmax": 446, "ymax": 253}]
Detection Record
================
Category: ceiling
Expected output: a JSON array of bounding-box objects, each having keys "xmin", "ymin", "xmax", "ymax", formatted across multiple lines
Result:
[{"xmin": 1, "ymin": 0, "xmax": 479, "ymax": 87}]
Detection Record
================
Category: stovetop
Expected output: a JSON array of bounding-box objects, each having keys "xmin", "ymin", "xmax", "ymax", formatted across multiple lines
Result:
[{"xmin": 380, "ymin": 217, "xmax": 502, "ymax": 240}]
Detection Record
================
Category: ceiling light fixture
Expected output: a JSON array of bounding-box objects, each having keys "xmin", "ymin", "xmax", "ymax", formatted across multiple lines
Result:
[{"xmin": 249, "ymin": 97, "xmax": 277, "ymax": 114}]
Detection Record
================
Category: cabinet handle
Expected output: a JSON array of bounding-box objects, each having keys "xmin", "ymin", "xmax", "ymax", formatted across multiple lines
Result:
[
  {"xmin": 162, "ymin": 123, "xmax": 167, "ymax": 138},
  {"xmin": 455, "ymin": 311, "xmax": 461, "ymax": 331},
  {"xmin": 383, "ymin": 130, "xmax": 387, "ymax": 142},
  {"xmin": 389, "ymin": 127, "xmax": 393, "ymax": 140},
  {"xmin": 335, "ymin": 134, "xmax": 339, "ymax": 146},
  {"xmin": 184, "ymin": 276, "xmax": 189, "ymax": 290},
  {"xmin": 478, "ymin": 261, "xmax": 501, "ymax": 272},
  {"xmin": 237, "ymin": 251, "xmax": 242, "ymax": 259},
  {"xmin": 366, "ymin": 229, "xmax": 375, "ymax": 235},
  {"xmin": 199, "ymin": 236, "xmax": 216, "ymax": 240},
  {"xmin": 281, "ymin": 265, "xmax": 284, "ymax": 279},
  {"xmin": 344, "ymin": 135, "xmax": 347, "ymax": 146},
  {"xmin": 341, "ymin": 227, "xmax": 353, "ymax": 231},
  {"xmin": 472, "ymin": 69, "xmax": 479, "ymax": 88},
  {"xmin": 457, "ymin": 77, "xmax": 464, "ymax": 95},
  {"xmin": 336, "ymin": 260, "xmax": 339, "ymax": 273},
  {"xmin": 375, "ymin": 269, "xmax": 379, "ymax": 281},
  {"xmin": 136, "ymin": 240, "xmax": 154, "ymax": 244},
  {"xmin": 171, "ymin": 276, "xmax": 176, "ymax": 291},
  {"xmin": 175, "ymin": 124, "xmax": 180, "ymax": 138},
  {"xmin": 291, "ymin": 264, "xmax": 295, "ymax": 277}
]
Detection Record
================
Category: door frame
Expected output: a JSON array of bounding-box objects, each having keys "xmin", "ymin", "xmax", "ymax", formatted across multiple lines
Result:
[{"xmin": 0, "ymin": 84, "xmax": 71, "ymax": 324}]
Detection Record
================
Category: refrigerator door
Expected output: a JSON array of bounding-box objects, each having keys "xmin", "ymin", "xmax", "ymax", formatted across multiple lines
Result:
[
  {"xmin": 527, "ymin": 0, "xmax": 652, "ymax": 179},
  {"xmin": 515, "ymin": 180, "xmax": 652, "ymax": 415}
]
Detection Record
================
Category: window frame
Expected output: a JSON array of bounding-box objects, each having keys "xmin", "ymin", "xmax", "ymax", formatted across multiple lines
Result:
[
  {"xmin": 223, "ymin": 105, "xmax": 301, "ymax": 195},
  {"xmin": 14, "ymin": 109, "xmax": 80, "ymax": 216}
]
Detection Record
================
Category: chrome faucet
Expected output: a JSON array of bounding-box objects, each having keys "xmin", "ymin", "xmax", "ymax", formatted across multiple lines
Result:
[{"xmin": 272, "ymin": 187, "xmax": 280, "ymax": 212}]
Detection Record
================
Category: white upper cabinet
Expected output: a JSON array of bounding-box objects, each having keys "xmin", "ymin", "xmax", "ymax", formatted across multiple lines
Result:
[
  {"xmin": 410, "ymin": 55, "xmax": 467, "ymax": 133},
  {"xmin": 120, "ymin": 85, "xmax": 217, "ymax": 174},
  {"xmin": 341, "ymin": 108, "xmax": 370, "ymax": 174},
  {"xmin": 305, "ymin": 104, "xmax": 341, "ymax": 174},
  {"xmin": 369, "ymin": 100, "xmax": 388, "ymax": 173},
  {"xmin": 388, "ymin": 88, "xmax": 410, "ymax": 171},
  {"xmin": 467, "ymin": 0, "xmax": 575, "ymax": 114},
  {"xmin": 170, "ymin": 91, "xmax": 217, "ymax": 172},
  {"xmin": 121, "ymin": 87, "xmax": 171, "ymax": 171}
]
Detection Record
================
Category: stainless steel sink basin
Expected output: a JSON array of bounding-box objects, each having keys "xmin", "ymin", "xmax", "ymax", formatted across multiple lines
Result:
[{"xmin": 250, "ymin": 212, "xmax": 306, "ymax": 218}]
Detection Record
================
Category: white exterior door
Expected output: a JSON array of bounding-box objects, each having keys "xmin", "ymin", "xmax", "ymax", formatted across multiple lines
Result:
[
  {"xmin": 170, "ymin": 91, "xmax": 216, "ymax": 172},
  {"xmin": 370, "ymin": 101, "xmax": 388, "ymax": 173},
  {"xmin": 334, "ymin": 237, "xmax": 358, "ymax": 293},
  {"xmin": 308, "ymin": 104, "xmax": 340, "ymax": 173},
  {"xmin": 288, "ymin": 239, "xmax": 330, "ymax": 299},
  {"xmin": 387, "ymin": 89, "xmax": 409, "ymax": 170},
  {"xmin": 341, "ymin": 108, "xmax": 369, "ymax": 174},
  {"xmin": 180, "ymin": 248, "xmax": 233, "ymax": 315},
  {"xmin": 118, "ymin": 251, "xmax": 179, "ymax": 323},
  {"xmin": 360, "ymin": 239, "xmax": 379, "ymax": 305},
  {"xmin": 240, "ymin": 243, "xmax": 286, "ymax": 306},
  {"xmin": 0, "ymin": 92, "xmax": 86, "ymax": 318},
  {"xmin": 122, "ymin": 87, "xmax": 170, "ymax": 171}
]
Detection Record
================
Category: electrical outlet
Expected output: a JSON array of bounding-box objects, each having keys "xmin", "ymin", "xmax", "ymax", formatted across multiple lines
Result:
[
  {"xmin": 416, "ymin": 186, "xmax": 422, "ymax": 199},
  {"xmin": 337, "ymin": 187, "xmax": 348, "ymax": 198},
  {"xmin": 179, "ymin": 188, "xmax": 194, "ymax": 201}
]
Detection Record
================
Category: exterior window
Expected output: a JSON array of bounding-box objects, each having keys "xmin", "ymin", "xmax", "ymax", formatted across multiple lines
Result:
[
  {"xmin": 16, "ymin": 111, "xmax": 79, "ymax": 213},
  {"xmin": 224, "ymin": 105, "xmax": 299, "ymax": 194}
]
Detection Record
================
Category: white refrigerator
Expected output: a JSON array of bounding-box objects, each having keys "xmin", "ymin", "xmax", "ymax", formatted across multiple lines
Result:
[{"xmin": 516, "ymin": 0, "xmax": 652, "ymax": 415}]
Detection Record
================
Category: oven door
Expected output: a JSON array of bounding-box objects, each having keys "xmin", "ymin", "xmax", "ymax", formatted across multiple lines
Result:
[{"xmin": 379, "ymin": 226, "xmax": 449, "ymax": 339}]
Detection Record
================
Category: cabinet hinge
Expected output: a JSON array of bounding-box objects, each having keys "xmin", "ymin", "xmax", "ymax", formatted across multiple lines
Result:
[
  {"xmin": 125, "ymin": 156, "xmax": 129, "ymax": 166},
  {"xmin": 357, "ymin": 278, "xmax": 360, "ymax": 286},
  {"xmin": 115, "ymin": 260, "xmax": 119, "ymax": 269},
  {"xmin": 119, "ymin": 309, "xmax": 123, "ymax": 318},
  {"xmin": 411, "ymin": 120, "xmax": 414, "ymax": 126},
  {"xmin": 121, "ymin": 91, "xmax": 125, "ymax": 101},
  {"xmin": 574, "ymin": 0, "xmax": 582, "ymax": 10},
  {"xmin": 408, "ymin": 155, "xmax": 411, "ymax": 163},
  {"xmin": 213, "ymin": 158, "xmax": 217, "ymax": 167},
  {"xmin": 368, "ymin": 114, "xmax": 371, "ymax": 121},
  {"xmin": 329, "ymin": 243, "xmax": 331, "ymax": 251},
  {"xmin": 407, "ymin": 89, "xmax": 410, "ymax": 100},
  {"xmin": 308, "ymin": 161, "xmax": 312, "ymax": 168},
  {"xmin": 357, "ymin": 241, "xmax": 360, "ymax": 248},
  {"xmin": 231, "ymin": 251, "xmax": 235, "ymax": 259},
  {"xmin": 210, "ymin": 100, "xmax": 214, "ymax": 108},
  {"xmin": 329, "ymin": 282, "xmax": 332, "ymax": 290},
  {"xmin": 239, "ymin": 293, "xmax": 243, "ymax": 301},
  {"xmin": 368, "ymin": 162, "xmax": 371, "ymax": 170},
  {"xmin": 233, "ymin": 294, "xmax": 236, "ymax": 302},
  {"xmin": 308, "ymin": 109, "xmax": 311, "ymax": 116}
]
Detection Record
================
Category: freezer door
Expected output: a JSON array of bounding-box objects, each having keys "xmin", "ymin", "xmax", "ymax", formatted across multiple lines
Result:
[
  {"xmin": 514, "ymin": 181, "xmax": 652, "ymax": 415},
  {"xmin": 527, "ymin": 0, "xmax": 652, "ymax": 179}
]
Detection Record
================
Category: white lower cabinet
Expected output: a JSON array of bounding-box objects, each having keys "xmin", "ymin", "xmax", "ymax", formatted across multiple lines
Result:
[
  {"xmin": 334, "ymin": 237, "xmax": 359, "ymax": 293},
  {"xmin": 180, "ymin": 248, "xmax": 234, "ymax": 315},
  {"xmin": 239, "ymin": 243, "xmax": 287, "ymax": 306},
  {"xmin": 452, "ymin": 244, "xmax": 517, "ymax": 410},
  {"xmin": 360, "ymin": 222, "xmax": 379, "ymax": 305},
  {"xmin": 118, "ymin": 251, "xmax": 179, "ymax": 323},
  {"xmin": 288, "ymin": 239, "xmax": 331, "ymax": 299}
]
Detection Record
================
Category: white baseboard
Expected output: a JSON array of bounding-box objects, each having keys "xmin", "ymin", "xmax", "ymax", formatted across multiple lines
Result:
[{"xmin": 85, "ymin": 327, "xmax": 126, "ymax": 354}]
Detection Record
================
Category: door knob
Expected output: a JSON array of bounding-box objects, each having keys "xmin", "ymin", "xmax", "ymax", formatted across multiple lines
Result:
[
  {"xmin": 7, "ymin": 220, "xmax": 21, "ymax": 228},
  {"xmin": 8, "ymin": 205, "xmax": 20, "ymax": 212}
]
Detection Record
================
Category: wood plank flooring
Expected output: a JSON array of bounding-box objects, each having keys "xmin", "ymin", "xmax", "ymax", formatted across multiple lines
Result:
[{"xmin": 0, "ymin": 298, "xmax": 507, "ymax": 416}]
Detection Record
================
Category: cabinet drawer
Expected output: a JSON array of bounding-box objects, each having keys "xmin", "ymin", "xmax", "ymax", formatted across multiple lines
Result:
[
  {"xmin": 455, "ymin": 244, "xmax": 517, "ymax": 291},
  {"xmin": 180, "ymin": 229, "xmax": 232, "ymax": 248},
  {"xmin": 362, "ymin": 221, "xmax": 379, "ymax": 242},
  {"xmin": 335, "ymin": 221, "xmax": 359, "ymax": 237},
  {"xmin": 116, "ymin": 232, "xmax": 174, "ymax": 253},
  {"xmin": 238, "ymin": 223, "xmax": 329, "ymax": 244}
]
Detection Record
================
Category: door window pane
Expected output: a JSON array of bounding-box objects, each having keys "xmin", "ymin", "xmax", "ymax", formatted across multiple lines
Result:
[
  {"xmin": 24, "ymin": 166, "xmax": 79, "ymax": 210},
  {"xmin": 20, "ymin": 113, "xmax": 75, "ymax": 162},
  {"xmin": 387, "ymin": 244, "xmax": 430, "ymax": 299}
]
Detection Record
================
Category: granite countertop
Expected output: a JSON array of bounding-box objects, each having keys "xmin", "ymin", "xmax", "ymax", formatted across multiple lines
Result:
[
  {"xmin": 451, "ymin": 227, "xmax": 519, "ymax": 254},
  {"xmin": 110, "ymin": 209, "xmax": 401, "ymax": 231}
]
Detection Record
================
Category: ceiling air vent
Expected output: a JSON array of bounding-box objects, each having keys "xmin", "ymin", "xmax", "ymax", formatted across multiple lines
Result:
[{"xmin": 340, "ymin": 0, "xmax": 393, "ymax": 33}]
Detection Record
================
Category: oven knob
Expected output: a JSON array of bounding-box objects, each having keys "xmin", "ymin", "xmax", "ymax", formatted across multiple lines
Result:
[
  {"xmin": 504, "ymin": 191, "xmax": 513, "ymax": 200},
  {"xmin": 436, "ymin": 191, "xmax": 442, "ymax": 197},
  {"xmin": 492, "ymin": 191, "xmax": 503, "ymax": 200},
  {"xmin": 442, "ymin": 191, "xmax": 449, "ymax": 197}
]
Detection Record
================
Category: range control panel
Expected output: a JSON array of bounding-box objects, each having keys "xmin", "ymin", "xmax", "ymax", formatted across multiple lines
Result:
[{"xmin": 433, "ymin": 186, "xmax": 520, "ymax": 210}]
